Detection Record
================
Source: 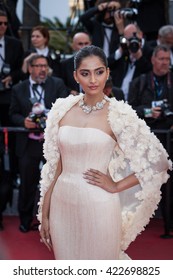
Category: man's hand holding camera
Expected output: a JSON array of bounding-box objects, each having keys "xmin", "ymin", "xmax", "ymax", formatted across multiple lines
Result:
[
  {"xmin": 144, "ymin": 100, "xmax": 173, "ymax": 119},
  {"xmin": 152, "ymin": 106, "xmax": 162, "ymax": 119},
  {"xmin": 24, "ymin": 116, "xmax": 37, "ymax": 129},
  {"xmin": 98, "ymin": 2, "xmax": 108, "ymax": 12},
  {"xmin": 114, "ymin": 9, "xmax": 124, "ymax": 35},
  {"xmin": 25, "ymin": 103, "xmax": 47, "ymax": 130},
  {"xmin": 98, "ymin": 1, "xmax": 120, "ymax": 12}
]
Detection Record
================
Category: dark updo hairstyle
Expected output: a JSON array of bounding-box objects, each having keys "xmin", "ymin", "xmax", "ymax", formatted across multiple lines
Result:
[{"xmin": 74, "ymin": 45, "xmax": 108, "ymax": 71}]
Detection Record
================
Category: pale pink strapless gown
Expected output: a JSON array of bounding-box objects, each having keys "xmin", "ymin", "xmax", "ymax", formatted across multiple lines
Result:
[{"xmin": 49, "ymin": 126, "xmax": 121, "ymax": 260}]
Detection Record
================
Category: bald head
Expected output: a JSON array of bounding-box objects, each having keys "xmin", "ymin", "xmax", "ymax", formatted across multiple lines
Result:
[
  {"xmin": 72, "ymin": 32, "xmax": 91, "ymax": 51},
  {"xmin": 124, "ymin": 23, "xmax": 143, "ymax": 40}
]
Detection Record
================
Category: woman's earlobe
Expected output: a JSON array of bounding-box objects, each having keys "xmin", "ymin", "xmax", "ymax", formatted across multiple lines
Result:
[
  {"xmin": 73, "ymin": 71, "xmax": 79, "ymax": 83},
  {"xmin": 107, "ymin": 68, "xmax": 110, "ymax": 80}
]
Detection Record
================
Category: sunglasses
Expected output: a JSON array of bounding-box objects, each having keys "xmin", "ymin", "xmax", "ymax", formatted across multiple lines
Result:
[{"xmin": 0, "ymin": 22, "xmax": 8, "ymax": 26}]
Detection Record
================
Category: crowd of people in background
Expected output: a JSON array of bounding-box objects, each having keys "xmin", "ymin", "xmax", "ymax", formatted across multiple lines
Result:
[{"xmin": 0, "ymin": 0, "xmax": 173, "ymax": 234}]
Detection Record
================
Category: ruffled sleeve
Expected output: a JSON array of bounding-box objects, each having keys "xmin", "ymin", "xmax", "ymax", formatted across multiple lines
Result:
[
  {"xmin": 108, "ymin": 98, "xmax": 172, "ymax": 251},
  {"xmin": 37, "ymin": 94, "xmax": 83, "ymax": 224},
  {"xmin": 37, "ymin": 98, "xmax": 64, "ymax": 223}
]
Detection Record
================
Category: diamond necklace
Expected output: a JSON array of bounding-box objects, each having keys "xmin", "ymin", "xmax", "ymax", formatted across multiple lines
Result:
[{"xmin": 79, "ymin": 95, "xmax": 109, "ymax": 114}]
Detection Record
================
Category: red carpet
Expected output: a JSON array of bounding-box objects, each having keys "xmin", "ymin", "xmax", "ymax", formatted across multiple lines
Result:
[{"xmin": 0, "ymin": 216, "xmax": 173, "ymax": 260}]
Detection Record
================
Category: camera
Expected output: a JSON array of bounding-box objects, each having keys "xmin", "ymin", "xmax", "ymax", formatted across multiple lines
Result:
[
  {"xmin": 120, "ymin": 36, "xmax": 128, "ymax": 52},
  {"xmin": 0, "ymin": 63, "xmax": 11, "ymax": 91},
  {"xmin": 152, "ymin": 99, "xmax": 173, "ymax": 118},
  {"xmin": 117, "ymin": 8, "xmax": 138, "ymax": 20},
  {"xmin": 128, "ymin": 32, "xmax": 141, "ymax": 53},
  {"xmin": 29, "ymin": 102, "xmax": 47, "ymax": 131},
  {"xmin": 120, "ymin": 33, "xmax": 141, "ymax": 54},
  {"xmin": 106, "ymin": 7, "xmax": 116, "ymax": 18}
]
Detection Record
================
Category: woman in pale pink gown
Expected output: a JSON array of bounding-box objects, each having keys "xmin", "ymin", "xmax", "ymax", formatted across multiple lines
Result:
[{"xmin": 38, "ymin": 45, "xmax": 171, "ymax": 260}]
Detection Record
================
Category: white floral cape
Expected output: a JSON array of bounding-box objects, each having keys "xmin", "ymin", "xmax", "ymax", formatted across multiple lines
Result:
[{"xmin": 37, "ymin": 94, "xmax": 172, "ymax": 257}]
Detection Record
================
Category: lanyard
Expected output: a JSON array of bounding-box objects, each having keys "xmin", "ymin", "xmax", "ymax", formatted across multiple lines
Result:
[
  {"xmin": 153, "ymin": 76, "xmax": 164, "ymax": 98},
  {"xmin": 32, "ymin": 83, "xmax": 45, "ymax": 103}
]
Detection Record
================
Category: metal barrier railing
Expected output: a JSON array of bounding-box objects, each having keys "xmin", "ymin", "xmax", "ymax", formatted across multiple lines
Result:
[{"xmin": 0, "ymin": 127, "xmax": 41, "ymax": 171}]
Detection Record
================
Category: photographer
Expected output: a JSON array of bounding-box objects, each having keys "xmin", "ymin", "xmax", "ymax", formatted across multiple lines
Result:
[
  {"xmin": 79, "ymin": 0, "xmax": 125, "ymax": 57},
  {"xmin": 148, "ymin": 25, "xmax": 173, "ymax": 73},
  {"xmin": 128, "ymin": 45, "xmax": 173, "ymax": 232},
  {"xmin": 9, "ymin": 54, "xmax": 68, "ymax": 233},
  {"xmin": 108, "ymin": 23, "xmax": 153, "ymax": 100},
  {"xmin": 0, "ymin": 9, "xmax": 23, "ymax": 125},
  {"xmin": 128, "ymin": 45, "xmax": 173, "ymax": 130},
  {"xmin": 0, "ymin": 9, "xmax": 23, "ymax": 230}
]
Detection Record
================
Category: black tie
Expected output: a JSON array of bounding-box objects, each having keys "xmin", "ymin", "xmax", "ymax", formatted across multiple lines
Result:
[
  {"xmin": 33, "ymin": 83, "xmax": 45, "ymax": 88},
  {"xmin": 32, "ymin": 83, "xmax": 39, "ymax": 89},
  {"xmin": 32, "ymin": 83, "xmax": 45, "ymax": 89}
]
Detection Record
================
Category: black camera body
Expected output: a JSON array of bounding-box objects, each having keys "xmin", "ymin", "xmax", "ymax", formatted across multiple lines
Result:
[
  {"xmin": 117, "ymin": 8, "xmax": 138, "ymax": 20},
  {"xmin": 107, "ymin": 7, "xmax": 138, "ymax": 21},
  {"xmin": 120, "ymin": 36, "xmax": 128, "ymax": 53},
  {"xmin": 106, "ymin": 7, "xmax": 116, "ymax": 18},
  {"xmin": 0, "ymin": 63, "xmax": 11, "ymax": 91},
  {"xmin": 152, "ymin": 100, "xmax": 173, "ymax": 118},
  {"xmin": 29, "ymin": 101, "xmax": 47, "ymax": 131},
  {"xmin": 120, "ymin": 33, "xmax": 141, "ymax": 54},
  {"xmin": 128, "ymin": 32, "xmax": 141, "ymax": 53},
  {"xmin": 104, "ymin": 0, "xmax": 140, "ymax": 21},
  {"xmin": 29, "ymin": 111, "xmax": 46, "ymax": 131}
]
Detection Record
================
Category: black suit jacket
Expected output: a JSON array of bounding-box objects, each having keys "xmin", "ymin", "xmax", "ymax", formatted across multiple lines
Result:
[
  {"xmin": 136, "ymin": 0, "xmax": 167, "ymax": 35},
  {"xmin": 4, "ymin": 36, "xmax": 24, "ymax": 82},
  {"xmin": 112, "ymin": 86, "xmax": 125, "ymax": 101},
  {"xmin": 60, "ymin": 55, "xmax": 79, "ymax": 95},
  {"xmin": 0, "ymin": 35, "xmax": 24, "ymax": 104},
  {"xmin": 9, "ymin": 76, "xmax": 68, "ymax": 157}
]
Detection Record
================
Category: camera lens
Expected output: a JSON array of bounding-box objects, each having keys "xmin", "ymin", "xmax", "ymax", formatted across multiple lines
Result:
[{"xmin": 128, "ymin": 34, "xmax": 141, "ymax": 53}]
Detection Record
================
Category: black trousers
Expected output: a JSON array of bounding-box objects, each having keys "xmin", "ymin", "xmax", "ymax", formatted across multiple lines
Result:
[
  {"xmin": 0, "ymin": 167, "xmax": 11, "ymax": 222},
  {"xmin": 0, "ymin": 103, "xmax": 17, "ymax": 221},
  {"xmin": 18, "ymin": 139, "xmax": 44, "ymax": 227}
]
